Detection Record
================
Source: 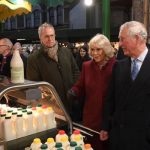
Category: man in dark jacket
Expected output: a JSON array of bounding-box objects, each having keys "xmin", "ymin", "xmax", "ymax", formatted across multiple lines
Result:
[
  {"xmin": 27, "ymin": 23, "xmax": 80, "ymax": 114},
  {"xmin": 100, "ymin": 21, "xmax": 150, "ymax": 150}
]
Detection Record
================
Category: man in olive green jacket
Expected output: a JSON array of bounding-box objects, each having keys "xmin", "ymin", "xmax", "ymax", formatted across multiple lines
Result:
[{"xmin": 26, "ymin": 23, "xmax": 80, "ymax": 114}]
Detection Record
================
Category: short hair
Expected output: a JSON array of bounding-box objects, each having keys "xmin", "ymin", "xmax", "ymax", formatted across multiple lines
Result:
[
  {"xmin": 89, "ymin": 34, "xmax": 115, "ymax": 58},
  {"xmin": 38, "ymin": 22, "xmax": 55, "ymax": 39},
  {"xmin": 0, "ymin": 38, "xmax": 13, "ymax": 49},
  {"xmin": 119, "ymin": 21, "xmax": 147, "ymax": 41}
]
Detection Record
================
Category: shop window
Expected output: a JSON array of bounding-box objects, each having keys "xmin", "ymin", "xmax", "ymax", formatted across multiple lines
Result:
[
  {"xmin": 10, "ymin": 17, "xmax": 16, "ymax": 29},
  {"xmin": 17, "ymin": 15, "xmax": 24, "ymax": 29},
  {"xmin": 57, "ymin": 5, "xmax": 63, "ymax": 25},
  {"xmin": 26, "ymin": 13, "xmax": 32, "ymax": 28},
  {"xmin": 4, "ymin": 20, "xmax": 9, "ymax": 30},
  {"xmin": 48, "ymin": 7, "xmax": 55, "ymax": 25},
  {"xmin": 33, "ymin": 9, "xmax": 40, "ymax": 27}
]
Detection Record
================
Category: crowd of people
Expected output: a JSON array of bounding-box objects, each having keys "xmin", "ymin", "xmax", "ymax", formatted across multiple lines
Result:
[{"xmin": 0, "ymin": 20, "xmax": 150, "ymax": 150}]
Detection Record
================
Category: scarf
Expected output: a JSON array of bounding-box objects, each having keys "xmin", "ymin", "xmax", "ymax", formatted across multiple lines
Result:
[{"xmin": 44, "ymin": 41, "xmax": 58, "ymax": 62}]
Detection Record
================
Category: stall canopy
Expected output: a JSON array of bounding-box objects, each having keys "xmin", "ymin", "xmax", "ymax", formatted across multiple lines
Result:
[{"xmin": 0, "ymin": 0, "xmax": 32, "ymax": 20}]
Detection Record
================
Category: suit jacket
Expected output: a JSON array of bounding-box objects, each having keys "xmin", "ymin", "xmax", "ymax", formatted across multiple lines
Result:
[{"xmin": 102, "ymin": 49, "xmax": 150, "ymax": 150}]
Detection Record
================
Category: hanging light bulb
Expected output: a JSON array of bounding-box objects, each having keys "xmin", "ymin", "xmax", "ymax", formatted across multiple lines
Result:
[{"xmin": 84, "ymin": 0, "xmax": 93, "ymax": 6}]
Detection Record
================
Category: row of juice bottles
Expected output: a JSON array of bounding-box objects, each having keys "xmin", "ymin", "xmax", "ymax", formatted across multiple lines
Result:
[
  {"xmin": 0, "ymin": 104, "xmax": 56, "ymax": 141},
  {"xmin": 29, "ymin": 130, "xmax": 93, "ymax": 150}
]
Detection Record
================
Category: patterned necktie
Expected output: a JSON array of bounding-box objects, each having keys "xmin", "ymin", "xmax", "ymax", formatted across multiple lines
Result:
[{"xmin": 131, "ymin": 59, "xmax": 139, "ymax": 80}]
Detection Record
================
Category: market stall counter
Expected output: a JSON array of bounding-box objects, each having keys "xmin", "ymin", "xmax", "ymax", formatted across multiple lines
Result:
[{"xmin": 0, "ymin": 77, "xmax": 72, "ymax": 150}]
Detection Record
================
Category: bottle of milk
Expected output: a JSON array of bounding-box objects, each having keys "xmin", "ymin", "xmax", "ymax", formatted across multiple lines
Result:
[
  {"xmin": 56, "ymin": 130, "xmax": 68, "ymax": 143},
  {"xmin": 0, "ymin": 114, "xmax": 6, "ymax": 139},
  {"xmin": 74, "ymin": 135, "xmax": 84, "ymax": 149},
  {"xmin": 26, "ymin": 111, "xmax": 36, "ymax": 135},
  {"xmin": 16, "ymin": 114, "xmax": 26, "ymax": 138},
  {"xmin": 4, "ymin": 116, "xmax": 16, "ymax": 141},
  {"xmin": 10, "ymin": 49, "xmax": 24, "ymax": 83},
  {"xmin": 30, "ymin": 138, "xmax": 42, "ymax": 150},
  {"xmin": 45, "ymin": 138, "xmax": 56, "ymax": 149},
  {"xmin": 70, "ymin": 130, "xmax": 83, "ymax": 142}
]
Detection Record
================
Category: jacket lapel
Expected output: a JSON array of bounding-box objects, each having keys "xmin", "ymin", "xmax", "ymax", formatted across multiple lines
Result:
[{"xmin": 123, "ymin": 49, "xmax": 150, "ymax": 106}]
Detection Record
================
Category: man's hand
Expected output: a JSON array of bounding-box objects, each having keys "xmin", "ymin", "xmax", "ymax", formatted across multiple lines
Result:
[{"xmin": 100, "ymin": 130, "xmax": 109, "ymax": 141}]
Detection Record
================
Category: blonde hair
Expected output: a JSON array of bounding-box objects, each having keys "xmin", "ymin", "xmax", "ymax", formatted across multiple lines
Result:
[{"xmin": 89, "ymin": 34, "xmax": 115, "ymax": 59}]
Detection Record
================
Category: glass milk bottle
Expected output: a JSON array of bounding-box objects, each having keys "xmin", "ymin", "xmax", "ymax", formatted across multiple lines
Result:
[{"xmin": 10, "ymin": 49, "xmax": 24, "ymax": 83}]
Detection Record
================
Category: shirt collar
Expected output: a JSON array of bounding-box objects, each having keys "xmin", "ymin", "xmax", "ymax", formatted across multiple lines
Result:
[{"xmin": 131, "ymin": 47, "xmax": 148, "ymax": 62}]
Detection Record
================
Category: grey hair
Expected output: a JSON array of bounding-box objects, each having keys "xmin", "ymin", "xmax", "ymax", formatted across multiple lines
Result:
[
  {"xmin": 119, "ymin": 21, "xmax": 147, "ymax": 41},
  {"xmin": 89, "ymin": 34, "xmax": 115, "ymax": 58},
  {"xmin": 38, "ymin": 22, "xmax": 55, "ymax": 39},
  {"xmin": 1, "ymin": 38, "xmax": 13, "ymax": 49}
]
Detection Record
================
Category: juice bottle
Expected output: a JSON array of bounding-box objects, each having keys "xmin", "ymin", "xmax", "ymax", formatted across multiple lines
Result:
[
  {"xmin": 30, "ymin": 138, "xmax": 42, "ymax": 150},
  {"xmin": 45, "ymin": 138, "xmax": 56, "ymax": 149},
  {"xmin": 70, "ymin": 130, "xmax": 83, "ymax": 142},
  {"xmin": 56, "ymin": 130, "xmax": 68, "ymax": 143}
]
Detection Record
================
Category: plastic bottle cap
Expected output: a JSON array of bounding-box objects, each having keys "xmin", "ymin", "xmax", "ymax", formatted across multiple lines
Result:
[
  {"xmin": 55, "ymin": 142, "xmax": 62, "ymax": 148},
  {"xmin": 70, "ymin": 141, "xmax": 77, "ymax": 147},
  {"xmin": 12, "ymin": 112, "xmax": 17, "ymax": 115},
  {"xmin": 47, "ymin": 138, "xmax": 54, "ymax": 143},
  {"xmin": 1, "ymin": 114, "xmax": 6, "ymax": 117},
  {"xmin": 33, "ymin": 138, "xmax": 41, "ymax": 144},
  {"xmin": 74, "ymin": 135, "xmax": 81, "ymax": 141},
  {"xmin": 27, "ymin": 111, "xmax": 32, "ymax": 115},
  {"xmin": 75, "ymin": 147, "xmax": 82, "ymax": 150},
  {"xmin": 47, "ymin": 107, "xmax": 52, "ymax": 110},
  {"xmin": 60, "ymin": 136, "xmax": 68, "ymax": 142},
  {"xmin": 17, "ymin": 114, "xmax": 23, "ymax": 117},
  {"xmin": 32, "ymin": 107, "xmax": 36, "ymax": 110},
  {"xmin": 5, "ymin": 116, "xmax": 11, "ymax": 119},
  {"xmin": 85, "ymin": 144, "xmax": 91, "ymax": 149},
  {"xmin": 38, "ymin": 109, "xmax": 43, "ymax": 113},
  {"xmin": 74, "ymin": 130, "xmax": 80, "ymax": 134},
  {"xmin": 22, "ymin": 109, "xmax": 27, "ymax": 113},
  {"xmin": 59, "ymin": 130, "xmax": 65, "ymax": 135},
  {"xmin": 41, "ymin": 144, "xmax": 48, "ymax": 149},
  {"xmin": 42, "ymin": 105, "xmax": 47, "ymax": 109},
  {"xmin": 7, "ymin": 110, "xmax": 13, "ymax": 113},
  {"xmin": 37, "ymin": 104, "xmax": 42, "ymax": 107}
]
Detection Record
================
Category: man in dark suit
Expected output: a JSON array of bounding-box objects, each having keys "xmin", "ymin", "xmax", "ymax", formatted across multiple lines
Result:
[{"xmin": 100, "ymin": 21, "xmax": 150, "ymax": 150}]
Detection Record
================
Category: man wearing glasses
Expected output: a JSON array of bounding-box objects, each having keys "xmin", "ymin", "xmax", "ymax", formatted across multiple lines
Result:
[
  {"xmin": 0, "ymin": 38, "xmax": 27, "ymax": 78},
  {"xmin": 27, "ymin": 23, "xmax": 80, "ymax": 115},
  {"xmin": 0, "ymin": 38, "xmax": 13, "ymax": 77}
]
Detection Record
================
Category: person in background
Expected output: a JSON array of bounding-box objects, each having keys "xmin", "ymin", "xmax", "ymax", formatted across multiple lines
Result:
[
  {"xmin": 27, "ymin": 22, "xmax": 80, "ymax": 115},
  {"xmin": 13, "ymin": 42, "xmax": 29, "ymax": 58},
  {"xmin": 100, "ymin": 21, "xmax": 150, "ymax": 150},
  {"xmin": 0, "ymin": 38, "xmax": 13, "ymax": 77},
  {"xmin": 68, "ymin": 34, "xmax": 116, "ymax": 150},
  {"xmin": 0, "ymin": 39, "xmax": 27, "ymax": 78},
  {"xmin": 75, "ymin": 45, "xmax": 91, "ymax": 71}
]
